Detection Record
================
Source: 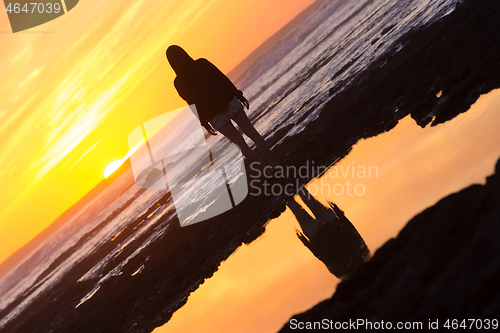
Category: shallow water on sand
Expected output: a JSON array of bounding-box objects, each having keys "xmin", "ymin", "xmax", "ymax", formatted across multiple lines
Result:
[{"xmin": 154, "ymin": 90, "xmax": 500, "ymax": 333}]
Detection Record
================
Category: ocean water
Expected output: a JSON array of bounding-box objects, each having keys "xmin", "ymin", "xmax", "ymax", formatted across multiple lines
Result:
[{"xmin": 0, "ymin": 0, "xmax": 462, "ymax": 328}]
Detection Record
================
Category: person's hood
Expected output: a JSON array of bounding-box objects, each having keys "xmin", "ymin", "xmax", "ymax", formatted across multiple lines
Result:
[{"xmin": 166, "ymin": 45, "xmax": 195, "ymax": 76}]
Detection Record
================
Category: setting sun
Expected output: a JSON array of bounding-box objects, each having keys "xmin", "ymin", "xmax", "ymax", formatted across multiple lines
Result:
[{"xmin": 104, "ymin": 160, "xmax": 125, "ymax": 178}]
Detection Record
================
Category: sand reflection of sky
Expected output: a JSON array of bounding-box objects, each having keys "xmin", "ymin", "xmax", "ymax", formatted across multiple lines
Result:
[{"xmin": 154, "ymin": 89, "xmax": 500, "ymax": 333}]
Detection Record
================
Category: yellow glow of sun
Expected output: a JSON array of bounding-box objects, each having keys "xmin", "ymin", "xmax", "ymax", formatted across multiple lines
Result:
[{"xmin": 104, "ymin": 160, "xmax": 124, "ymax": 178}]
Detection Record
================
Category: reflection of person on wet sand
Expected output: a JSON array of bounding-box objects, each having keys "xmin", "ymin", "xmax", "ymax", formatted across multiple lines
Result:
[
  {"xmin": 287, "ymin": 188, "xmax": 370, "ymax": 280},
  {"xmin": 166, "ymin": 45, "xmax": 279, "ymax": 170}
]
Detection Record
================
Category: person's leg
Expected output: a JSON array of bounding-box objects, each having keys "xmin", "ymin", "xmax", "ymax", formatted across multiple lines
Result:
[
  {"xmin": 217, "ymin": 119, "xmax": 267, "ymax": 167},
  {"xmin": 232, "ymin": 109, "xmax": 279, "ymax": 167}
]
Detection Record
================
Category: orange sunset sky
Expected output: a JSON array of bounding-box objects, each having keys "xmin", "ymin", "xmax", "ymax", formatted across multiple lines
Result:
[{"xmin": 0, "ymin": 0, "xmax": 316, "ymax": 265}]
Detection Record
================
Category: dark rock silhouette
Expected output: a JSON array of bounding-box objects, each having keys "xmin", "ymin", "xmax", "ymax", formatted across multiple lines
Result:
[
  {"xmin": 287, "ymin": 189, "xmax": 370, "ymax": 280},
  {"xmin": 144, "ymin": 168, "xmax": 164, "ymax": 187}
]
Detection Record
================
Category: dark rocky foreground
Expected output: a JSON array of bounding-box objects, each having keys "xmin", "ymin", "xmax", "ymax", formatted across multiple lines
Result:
[
  {"xmin": 279, "ymin": 158, "xmax": 500, "ymax": 332},
  {"xmin": 2, "ymin": 0, "xmax": 500, "ymax": 332}
]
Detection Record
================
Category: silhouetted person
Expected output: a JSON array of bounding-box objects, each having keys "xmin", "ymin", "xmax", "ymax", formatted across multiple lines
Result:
[
  {"xmin": 287, "ymin": 189, "xmax": 370, "ymax": 280},
  {"xmin": 166, "ymin": 45, "xmax": 279, "ymax": 169}
]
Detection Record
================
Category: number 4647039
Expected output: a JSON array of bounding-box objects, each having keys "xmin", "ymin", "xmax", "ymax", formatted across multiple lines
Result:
[
  {"xmin": 444, "ymin": 319, "xmax": 498, "ymax": 330},
  {"xmin": 6, "ymin": 3, "xmax": 62, "ymax": 14}
]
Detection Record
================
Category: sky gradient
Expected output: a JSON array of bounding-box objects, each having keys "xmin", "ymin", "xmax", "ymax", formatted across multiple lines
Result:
[{"xmin": 0, "ymin": 0, "xmax": 316, "ymax": 265}]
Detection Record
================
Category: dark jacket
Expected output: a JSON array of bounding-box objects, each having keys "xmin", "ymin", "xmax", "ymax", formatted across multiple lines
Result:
[{"xmin": 173, "ymin": 58, "xmax": 243, "ymax": 127}]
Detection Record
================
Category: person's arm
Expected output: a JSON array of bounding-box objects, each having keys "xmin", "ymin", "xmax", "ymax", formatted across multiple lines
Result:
[
  {"xmin": 174, "ymin": 77, "xmax": 194, "ymax": 105},
  {"xmin": 202, "ymin": 120, "xmax": 217, "ymax": 135},
  {"xmin": 201, "ymin": 58, "xmax": 250, "ymax": 109}
]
